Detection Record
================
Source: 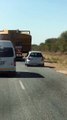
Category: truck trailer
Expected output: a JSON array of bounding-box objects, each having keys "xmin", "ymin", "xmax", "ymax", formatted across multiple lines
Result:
[{"xmin": 0, "ymin": 30, "xmax": 32, "ymax": 60}]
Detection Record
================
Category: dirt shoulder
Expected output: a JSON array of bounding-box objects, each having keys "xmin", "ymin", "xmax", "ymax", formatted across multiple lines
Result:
[
  {"xmin": 45, "ymin": 62, "xmax": 67, "ymax": 75},
  {"xmin": 43, "ymin": 52, "xmax": 67, "ymax": 75}
]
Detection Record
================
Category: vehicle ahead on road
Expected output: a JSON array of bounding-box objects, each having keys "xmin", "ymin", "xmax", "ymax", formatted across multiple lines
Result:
[
  {"xmin": 0, "ymin": 40, "xmax": 16, "ymax": 74},
  {"xmin": 25, "ymin": 51, "xmax": 44, "ymax": 66}
]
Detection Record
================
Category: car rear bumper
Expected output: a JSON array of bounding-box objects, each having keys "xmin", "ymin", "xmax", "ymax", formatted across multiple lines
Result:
[{"xmin": 25, "ymin": 61, "xmax": 44, "ymax": 66}]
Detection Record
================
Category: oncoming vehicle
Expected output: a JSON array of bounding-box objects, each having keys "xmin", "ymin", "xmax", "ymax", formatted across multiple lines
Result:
[
  {"xmin": 25, "ymin": 51, "xmax": 44, "ymax": 66},
  {"xmin": 0, "ymin": 40, "xmax": 16, "ymax": 75}
]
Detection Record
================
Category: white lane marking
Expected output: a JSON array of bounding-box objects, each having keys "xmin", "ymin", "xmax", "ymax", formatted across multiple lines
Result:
[{"xmin": 19, "ymin": 80, "xmax": 25, "ymax": 90}]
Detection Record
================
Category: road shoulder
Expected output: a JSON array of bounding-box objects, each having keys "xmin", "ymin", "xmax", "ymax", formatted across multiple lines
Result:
[{"xmin": 45, "ymin": 62, "xmax": 67, "ymax": 75}]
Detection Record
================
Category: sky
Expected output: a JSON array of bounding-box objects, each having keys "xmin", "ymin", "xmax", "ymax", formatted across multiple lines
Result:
[{"xmin": 0, "ymin": 0, "xmax": 67, "ymax": 45}]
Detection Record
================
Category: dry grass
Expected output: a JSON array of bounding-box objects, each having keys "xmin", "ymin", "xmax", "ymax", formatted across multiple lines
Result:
[{"xmin": 43, "ymin": 52, "xmax": 67, "ymax": 71}]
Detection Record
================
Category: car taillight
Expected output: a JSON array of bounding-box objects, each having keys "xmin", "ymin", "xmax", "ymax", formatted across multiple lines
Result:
[
  {"xmin": 11, "ymin": 58, "xmax": 16, "ymax": 66},
  {"xmin": 28, "ymin": 57, "xmax": 32, "ymax": 60},
  {"xmin": 41, "ymin": 57, "xmax": 44, "ymax": 61}
]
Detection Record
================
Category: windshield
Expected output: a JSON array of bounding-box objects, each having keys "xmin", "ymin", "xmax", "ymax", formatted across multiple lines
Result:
[
  {"xmin": 30, "ymin": 52, "xmax": 43, "ymax": 57},
  {"xmin": 0, "ymin": 47, "xmax": 14, "ymax": 57}
]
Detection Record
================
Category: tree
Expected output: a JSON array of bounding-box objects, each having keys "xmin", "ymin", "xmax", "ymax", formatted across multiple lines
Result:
[
  {"xmin": 32, "ymin": 44, "xmax": 39, "ymax": 51},
  {"xmin": 45, "ymin": 38, "xmax": 58, "ymax": 52},
  {"xmin": 58, "ymin": 31, "xmax": 67, "ymax": 52},
  {"xmin": 39, "ymin": 43, "xmax": 45, "ymax": 51},
  {"xmin": 32, "ymin": 30, "xmax": 67, "ymax": 52}
]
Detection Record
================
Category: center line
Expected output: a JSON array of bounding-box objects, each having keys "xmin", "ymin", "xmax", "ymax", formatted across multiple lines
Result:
[{"xmin": 19, "ymin": 80, "xmax": 25, "ymax": 90}]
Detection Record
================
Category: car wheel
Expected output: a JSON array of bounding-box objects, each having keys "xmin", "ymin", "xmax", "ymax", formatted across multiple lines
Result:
[{"xmin": 41, "ymin": 64, "xmax": 44, "ymax": 67}]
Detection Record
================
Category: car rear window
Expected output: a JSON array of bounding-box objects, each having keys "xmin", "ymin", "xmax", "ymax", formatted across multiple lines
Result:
[
  {"xmin": 0, "ymin": 47, "xmax": 14, "ymax": 57},
  {"xmin": 30, "ymin": 52, "xmax": 43, "ymax": 57}
]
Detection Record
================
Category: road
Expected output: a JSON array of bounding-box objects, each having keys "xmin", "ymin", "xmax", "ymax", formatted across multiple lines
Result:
[{"xmin": 0, "ymin": 62, "xmax": 67, "ymax": 120}]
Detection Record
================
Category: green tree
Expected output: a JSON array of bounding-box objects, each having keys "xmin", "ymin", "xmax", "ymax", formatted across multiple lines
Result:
[
  {"xmin": 45, "ymin": 38, "xmax": 58, "ymax": 52},
  {"xmin": 32, "ymin": 44, "xmax": 39, "ymax": 51},
  {"xmin": 39, "ymin": 43, "xmax": 45, "ymax": 51},
  {"xmin": 58, "ymin": 31, "xmax": 67, "ymax": 52}
]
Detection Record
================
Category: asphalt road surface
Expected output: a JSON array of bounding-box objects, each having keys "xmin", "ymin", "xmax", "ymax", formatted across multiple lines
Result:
[{"xmin": 0, "ymin": 62, "xmax": 67, "ymax": 120}]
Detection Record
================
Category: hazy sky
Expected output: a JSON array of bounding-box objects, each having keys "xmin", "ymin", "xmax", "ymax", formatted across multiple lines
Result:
[{"xmin": 0, "ymin": 0, "xmax": 67, "ymax": 44}]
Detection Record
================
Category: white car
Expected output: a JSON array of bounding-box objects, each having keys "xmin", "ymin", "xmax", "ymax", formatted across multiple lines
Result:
[
  {"xmin": 0, "ymin": 40, "xmax": 16, "ymax": 75},
  {"xmin": 25, "ymin": 51, "xmax": 44, "ymax": 66}
]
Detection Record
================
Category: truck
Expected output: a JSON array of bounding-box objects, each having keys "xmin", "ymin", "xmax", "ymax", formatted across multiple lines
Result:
[{"xmin": 0, "ymin": 29, "xmax": 32, "ymax": 61}]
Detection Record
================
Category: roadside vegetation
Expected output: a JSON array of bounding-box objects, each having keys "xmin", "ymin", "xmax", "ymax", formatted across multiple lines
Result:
[
  {"xmin": 44, "ymin": 52, "xmax": 67, "ymax": 71},
  {"xmin": 32, "ymin": 31, "xmax": 67, "ymax": 71}
]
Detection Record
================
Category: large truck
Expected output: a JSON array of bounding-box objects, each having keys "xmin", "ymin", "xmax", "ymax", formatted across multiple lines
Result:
[{"xmin": 0, "ymin": 30, "xmax": 32, "ymax": 60}]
